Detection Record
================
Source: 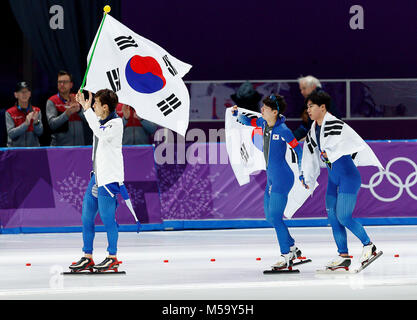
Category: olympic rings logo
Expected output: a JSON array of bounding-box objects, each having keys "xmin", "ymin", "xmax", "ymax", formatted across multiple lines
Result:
[{"xmin": 361, "ymin": 157, "xmax": 417, "ymax": 202}]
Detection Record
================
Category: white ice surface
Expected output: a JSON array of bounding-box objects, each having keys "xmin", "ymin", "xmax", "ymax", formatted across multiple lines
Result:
[{"xmin": 1, "ymin": 225, "xmax": 417, "ymax": 300}]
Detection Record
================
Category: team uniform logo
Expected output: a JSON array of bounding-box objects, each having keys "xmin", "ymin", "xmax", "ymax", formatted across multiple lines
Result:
[{"xmin": 272, "ymin": 134, "xmax": 280, "ymax": 140}]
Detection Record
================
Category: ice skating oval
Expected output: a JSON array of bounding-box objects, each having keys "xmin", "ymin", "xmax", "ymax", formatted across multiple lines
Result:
[{"xmin": 125, "ymin": 55, "xmax": 166, "ymax": 94}]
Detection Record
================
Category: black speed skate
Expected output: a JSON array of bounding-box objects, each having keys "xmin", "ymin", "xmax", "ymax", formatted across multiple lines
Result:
[
  {"xmin": 264, "ymin": 253, "xmax": 299, "ymax": 274},
  {"xmin": 316, "ymin": 255, "xmax": 351, "ymax": 274},
  {"xmin": 62, "ymin": 257, "xmax": 126, "ymax": 275},
  {"xmin": 263, "ymin": 246, "xmax": 312, "ymax": 274},
  {"xmin": 68, "ymin": 257, "xmax": 95, "ymax": 273},
  {"xmin": 93, "ymin": 257, "xmax": 123, "ymax": 273},
  {"xmin": 290, "ymin": 246, "xmax": 312, "ymax": 267}
]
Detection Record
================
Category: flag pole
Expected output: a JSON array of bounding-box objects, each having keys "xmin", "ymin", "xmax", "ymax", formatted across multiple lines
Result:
[{"xmin": 79, "ymin": 5, "xmax": 111, "ymax": 93}]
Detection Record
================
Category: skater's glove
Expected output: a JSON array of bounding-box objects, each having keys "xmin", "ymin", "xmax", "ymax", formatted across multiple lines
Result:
[
  {"xmin": 231, "ymin": 105, "xmax": 238, "ymax": 117},
  {"xmin": 299, "ymin": 173, "xmax": 309, "ymax": 189},
  {"xmin": 320, "ymin": 151, "xmax": 330, "ymax": 164}
]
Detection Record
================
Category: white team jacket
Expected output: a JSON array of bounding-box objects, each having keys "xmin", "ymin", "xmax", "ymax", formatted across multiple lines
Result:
[
  {"xmin": 84, "ymin": 108, "xmax": 124, "ymax": 187},
  {"xmin": 301, "ymin": 112, "xmax": 384, "ymax": 193}
]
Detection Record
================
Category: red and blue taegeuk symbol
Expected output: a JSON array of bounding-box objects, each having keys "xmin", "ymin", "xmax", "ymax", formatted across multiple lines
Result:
[
  {"xmin": 125, "ymin": 55, "xmax": 166, "ymax": 94},
  {"xmin": 251, "ymin": 127, "xmax": 263, "ymax": 151}
]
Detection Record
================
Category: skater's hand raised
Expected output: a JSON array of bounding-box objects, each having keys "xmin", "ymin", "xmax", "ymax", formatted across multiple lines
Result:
[
  {"xmin": 76, "ymin": 90, "xmax": 92, "ymax": 111},
  {"xmin": 231, "ymin": 105, "xmax": 238, "ymax": 116}
]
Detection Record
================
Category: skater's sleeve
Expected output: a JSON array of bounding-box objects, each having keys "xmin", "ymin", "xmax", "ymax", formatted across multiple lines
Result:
[
  {"xmin": 84, "ymin": 108, "xmax": 123, "ymax": 142},
  {"xmin": 237, "ymin": 114, "xmax": 263, "ymax": 127}
]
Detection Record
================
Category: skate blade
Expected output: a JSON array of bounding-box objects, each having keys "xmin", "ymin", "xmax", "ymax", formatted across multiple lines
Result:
[
  {"xmin": 61, "ymin": 270, "xmax": 126, "ymax": 275},
  {"xmin": 65, "ymin": 268, "xmax": 94, "ymax": 274},
  {"xmin": 293, "ymin": 258, "xmax": 312, "ymax": 266},
  {"xmin": 353, "ymin": 251, "xmax": 383, "ymax": 273},
  {"xmin": 264, "ymin": 269, "xmax": 300, "ymax": 274},
  {"xmin": 315, "ymin": 267, "xmax": 351, "ymax": 275}
]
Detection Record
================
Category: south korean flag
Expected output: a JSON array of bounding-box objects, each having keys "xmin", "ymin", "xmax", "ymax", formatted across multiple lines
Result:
[{"xmin": 84, "ymin": 14, "xmax": 192, "ymax": 136}]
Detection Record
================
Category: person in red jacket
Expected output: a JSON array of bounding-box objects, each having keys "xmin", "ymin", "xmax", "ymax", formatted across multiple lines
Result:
[
  {"xmin": 46, "ymin": 70, "xmax": 87, "ymax": 146},
  {"xmin": 5, "ymin": 81, "xmax": 43, "ymax": 147},
  {"xmin": 115, "ymin": 103, "xmax": 158, "ymax": 145}
]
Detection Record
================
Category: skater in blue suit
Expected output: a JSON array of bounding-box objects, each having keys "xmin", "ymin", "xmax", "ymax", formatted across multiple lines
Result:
[
  {"xmin": 232, "ymin": 94, "xmax": 308, "ymax": 270},
  {"xmin": 302, "ymin": 90, "xmax": 383, "ymax": 272}
]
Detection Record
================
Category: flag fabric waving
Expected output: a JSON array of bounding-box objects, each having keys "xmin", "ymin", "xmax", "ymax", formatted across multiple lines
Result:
[
  {"xmin": 84, "ymin": 14, "xmax": 192, "ymax": 136},
  {"xmin": 225, "ymin": 108, "xmax": 265, "ymax": 186},
  {"xmin": 225, "ymin": 107, "xmax": 317, "ymax": 219}
]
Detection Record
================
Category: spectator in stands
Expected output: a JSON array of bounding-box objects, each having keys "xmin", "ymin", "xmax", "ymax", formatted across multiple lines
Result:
[
  {"xmin": 116, "ymin": 103, "xmax": 158, "ymax": 145},
  {"xmin": 0, "ymin": 108, "xmax": 7, "ymax": 147},
  {"xmin": 5, "ymin": 81, "xmax": 43, "ymax": 147},
  {"xmin": 293, "ymin": 75, "xmax": 340, "ymax": 141},
  {"xmin": 230, "ymin": 81, "xmax": 263, "ymax": 113},
  {"xmin": 46, "ymin": 70, "xmax": 87, "ymax": 146}
]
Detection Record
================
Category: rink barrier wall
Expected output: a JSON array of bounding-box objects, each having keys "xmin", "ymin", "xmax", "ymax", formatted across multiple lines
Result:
[
  {"xmin": 2, "ymin": 217, "xmax": 417, "ymax": 234},
  {"xmin": 1, "ymin": 140, "xmax": 417, "ymax": 234}
]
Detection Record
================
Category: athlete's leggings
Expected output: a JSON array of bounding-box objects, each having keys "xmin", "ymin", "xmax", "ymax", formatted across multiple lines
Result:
[
  {"xmin": 264, "ymin": 166, "xmax": 295, "ymax": 255},
  {"xmin": 81, "ymin": 174, "xmax": 119, "ymax": 256},
  {"xmin": 325, "ymin": 155, "xmax": 371, "ymax": 254}
]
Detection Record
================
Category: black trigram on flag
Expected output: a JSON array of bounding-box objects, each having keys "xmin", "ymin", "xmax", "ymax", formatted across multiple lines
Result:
[
  {"xmin": 241, "ymin": 111, "xmax": 258, "ymax": 119},
  {"xmin": 237, "ymin": 111, "xmax": 257, "ymax": 125},
  {"xmin": 324, "ymin": 120, "xmax": 344, "ymax": 137},
  {"xmin": 106, "ymin": 68, "xmax": 121, "ymax": 92},
  {"xmin": 162, "ymin": 55, "xmax": 178, "ymax": 76},
  {"xmin": 157, "ymin": 94, "xmax": 182, "ymax": 116},
  {"xmin": 289, "ymin": 148, "xmax": 297, "ymax": 164},
  {"xmin": 240, "ymin": 142, "xmax": 249, "ymax": 164},
  {"xmin": 114, "ymin": 35, "xmax": 138, "ymax": 50},
  {"xmin": 305, "ymin": 131, "xmax": 317, "ymax": 154}
]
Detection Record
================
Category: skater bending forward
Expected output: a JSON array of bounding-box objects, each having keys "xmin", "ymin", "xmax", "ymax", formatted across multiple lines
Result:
[
  {"xmin": 232, "ymin": 94, "xmax": 308, "ymax": 271},
  {"xmin": 302, "ymin": 90, "xmax": 383, "ymax": 272},
  {"xmin": 70, "ymin": 89, "xmax": 125, "ymax": 273}
]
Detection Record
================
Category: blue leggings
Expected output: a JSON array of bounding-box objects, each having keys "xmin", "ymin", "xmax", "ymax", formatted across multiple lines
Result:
[
  {"xmin": 325, "ymin": 156, "xmax": 371, "ymax": 254},
  {"xmin": 82, "ymin": 175, "xmax": 119, "ymax": 256},
  {"xmin": 264, "ymin": 181, "xmax": 295, "ymax": 255}
]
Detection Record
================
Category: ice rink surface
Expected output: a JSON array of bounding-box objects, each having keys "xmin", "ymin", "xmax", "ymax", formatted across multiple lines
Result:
[{"xmin": 1, "ymin": 225, "xmax": 417, "ymax": 300}]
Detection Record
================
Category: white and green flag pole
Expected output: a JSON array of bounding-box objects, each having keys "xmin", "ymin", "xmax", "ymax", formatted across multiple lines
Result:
[{"xmin": 79, "ymin": 5, "xmax": 111, "ymax": 93}]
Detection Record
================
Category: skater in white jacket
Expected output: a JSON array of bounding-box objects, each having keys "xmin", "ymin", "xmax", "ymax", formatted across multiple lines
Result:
[{"xmin": 69, "ymin": 89, "xmax": 125, "ymax": 273}]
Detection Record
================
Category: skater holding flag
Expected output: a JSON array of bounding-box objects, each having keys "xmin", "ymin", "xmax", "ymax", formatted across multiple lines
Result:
[
  {"xmin": 81, "ymin": 6, "xmax": 192, "ymax": 137},
  {"xmin": 229, "ymin": 94, "xmax": 311, "ymax": 273},
  {"xmin": 68, "ymin": 88, "xmax": 126, "ymax": 273},
  {"xmin": 301, "ymin": 90, "xmax": 384, "ymax": 273}
]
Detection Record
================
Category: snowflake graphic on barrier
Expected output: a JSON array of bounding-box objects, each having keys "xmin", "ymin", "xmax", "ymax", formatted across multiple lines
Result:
[
  {"xmin": 122, "ymin": 185, "xmax": 145, "ymax": 207},
  {"xmin": 56, "ymin": 172, "xmax": 88, "ymax": 213},
  {"xmin": 156, "ymin": 163, "xmax": 187, "ymax": 192},
  {"xmin": 159, "ymin": 164, "xmax": 225, "ymax": 220}
]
